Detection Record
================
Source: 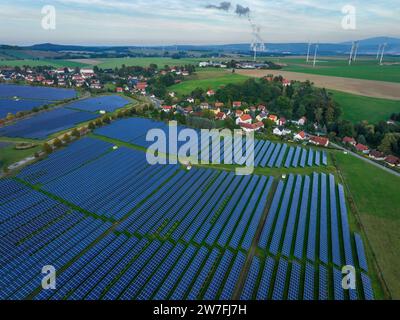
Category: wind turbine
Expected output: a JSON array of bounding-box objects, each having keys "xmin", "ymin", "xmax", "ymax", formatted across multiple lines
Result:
[
  {"xmin": 306, "ymin": 42, "xmax": 312, "ymax": 63},
  {"xmin": 380, "ymin": 43, "xmax": 387, "ymax": 65},
  {"xmin": 249, "ymin": 20, "xmax": 266, "ymax": 62},
  {"xmin": 348, "ymin": 41, "xmax": 355, "ymax": 65},
  {"xmin": 353, "ymin": 41, "xmax": 359, "ymax": 62},
  {"xmin": 376, "ymin": 44, "xmax": 382, "ymax": 60},
  {"xmin": 313, "ymin": 43, "xmax": 319, "ymax": 68}
]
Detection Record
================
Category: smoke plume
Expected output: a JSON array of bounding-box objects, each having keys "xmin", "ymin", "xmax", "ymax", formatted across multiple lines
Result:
[{"xmin": 206, "ymin": 2, "xmax": 232, "ymax": 11}]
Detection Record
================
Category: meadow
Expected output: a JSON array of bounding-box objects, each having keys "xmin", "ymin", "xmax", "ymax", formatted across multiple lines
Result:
[
  {"xmin": 329, "ymin": 90, "xmax": 400, "ymax": 123},
  {"xmin": 169, "ymin": 69, "xmax": 249, "ymax": 96},
  {"xmin": 95, "ymin": 57, "xmax": 203, "ymax": 69},
  {"xmin": 334, "ymin": 151, "xmax": 400, "ymax": 299}
]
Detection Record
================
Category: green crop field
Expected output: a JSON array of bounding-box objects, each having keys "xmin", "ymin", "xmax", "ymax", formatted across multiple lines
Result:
[
  {"xmin": 329, "ymin": 90, "xmax": 400, "ymax": 123},
  {"xmin": 334, "ymin": 151, "xmax": 400, "ymax": 299},
  {"xmin": 0, "ymin": 59, "xmax": 89, "ymax": 68},
  {"xmin": 169, "ymin": 70, "xmax": 249, "ymax": 96},
  {"xmin": 270, "ymin": 57, "xmax": 400, "ymax": 83}
]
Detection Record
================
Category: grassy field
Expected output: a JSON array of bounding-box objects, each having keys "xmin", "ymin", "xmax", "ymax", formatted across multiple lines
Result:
[
  {"xmin": 329, "ymin": 90, "xmax": 400, "ymax": 123},
  {"xmin": 95, "ymin": 57, "xmax": 203, "ymax": 69},
  {"xmin": 169, "ymin": 69, "xmax": 249, "ymax": 96},
  {"xmin": 334, "ymin": 151, "xmax": 400, "ymax": 299},
  {"xmin": 0, "ymin": 59, "xmax": 89, "ymax": 68},
  {"xmin": 270, "ymin": 57, "xmax": 400, "ymax": 83},
  {"xmin": 0, "ymin": 143, "xmax": 42, "ymax": 170}
]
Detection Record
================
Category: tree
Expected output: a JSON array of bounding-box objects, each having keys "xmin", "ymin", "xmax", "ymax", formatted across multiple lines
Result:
[
  {"xmin": 357, "ymin": 134, "xmax": 367, "ymax": 145},
  {"xmin": 43, "ymin": 143, "xmax": 53, "ymax": 154},
  {"xmin": 71, "ymin": 128, "xmax": 80, "ymax": 137},
  {"xmin": 337, "ymin": 120, "xmax": 355, "ymax": 138},
  {"xmin": 53, "ymin": 138, "xmax": 62, "ymax": 148},
  {"xmin": 62, "ymin": 134, "xmax": 71, "ymax": 143},
  {"xmin": 88, "ymin": 122, "xmax": 95, "ymax": 130},
  {"xmin": 6, "ymin": 113, "xmax": 14, "ymax": 121}
]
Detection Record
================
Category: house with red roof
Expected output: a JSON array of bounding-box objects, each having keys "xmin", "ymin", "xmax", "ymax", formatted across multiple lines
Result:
[
  {"xmin": 268, "ymin": 114, "xmax": 279, "ymax": 124},
  {"xmin": 309, "ymin": 136, "xmax": 330, "ymax": 147},
  {"xmin": 136, "ymin": 82, "xmax": 148, "ymax": 91},
  {"xmin": 215, "ymin": 112, "xmax": 227, "ymax": 121},
  {"xmin": 206, "ymin": 90, "xmax": 215, "ymax": 97},
  {"xmin": 235, "ymin": 110, "xmax": 244, "ymax": 118},
  {"xmin": 161, "ymin": 105, "xmax": 174, "ymax": 113},
  {"xmin": 236, "ymin": 114, "xmax": 252, "ymax": 125},
  {"xmin": 282, "ymin": 79, "xmax": 291, "ymax": 87},
  {"xmin": 232, "ymin": 101, "xmax": 242, "ymax": 108},
  {"xmin": 239, "ymin": 121, "xmax": 264, "ymax": 133},
  {"xmin": 343, "ymin": 136, "xmax": 356, "ymax": 146},
  {"xmin": 116, "ymin": 87, "xmax": 124, "ymax": 93},
  {"xmin": 294, "ymin": 131, "xmax": 306, "ymax": 141},
  {"xmin": 355, "ymin": 143, "xmax": 370, "ymax": 154}
]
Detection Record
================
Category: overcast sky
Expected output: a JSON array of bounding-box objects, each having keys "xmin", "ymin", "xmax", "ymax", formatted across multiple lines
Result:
[{"xmin": 1, "ymin": 0, "xmax": 399, "ymax": 45}]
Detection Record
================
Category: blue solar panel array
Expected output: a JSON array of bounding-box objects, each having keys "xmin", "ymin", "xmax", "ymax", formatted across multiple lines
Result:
[
  {"xmin": 94, "ymin": 118, "xmax": 328, "ymax": 168},
  {"xmin": 0, "ymin": 107, "xmax": 99, "ymax": 139},
  {"xmin": 64, "ymin": 96, "xmax": 130, "ymax": 113},
  {"xmin": 0, "ymin": 99, "xmax": 53, "ymax": 119},
  {"xmin": 0, "ymin": 84, "xmax": 76, "ymax": 100}
]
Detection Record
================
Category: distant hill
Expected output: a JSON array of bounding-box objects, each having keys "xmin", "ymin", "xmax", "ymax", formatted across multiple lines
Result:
[{"xmin": 1, "ymin": 37, "xmax": 399, "ymax": 58}]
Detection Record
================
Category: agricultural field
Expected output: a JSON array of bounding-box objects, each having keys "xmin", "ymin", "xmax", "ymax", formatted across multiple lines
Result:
[
  {"xmin": 329, "ymin": 90, "xmax": 400, "ymax": 124},
  {"xmin": 270, "ymin": 57, "xmax": 400, "ymax": 83},
  {"xmin": 95, "ymin": 57, "xmax": 204, "ymax": 69},
  {"xmin": 0, "ymin": 59, "xmax": 89, "ymax": 68},
  {"xmin": 0, "ymin": 136, "xmax": 374, "ymax": 300}
]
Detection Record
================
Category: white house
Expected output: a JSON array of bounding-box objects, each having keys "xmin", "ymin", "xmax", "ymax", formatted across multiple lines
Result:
[
  {"xmin": 294, "ymin": 131, "xmax": 306, "ymax": 141},
  {"xmin": 273, "ymin": 127, "xmax": 292, "ymax": 136},
  {"xmin": 236, "ymin": 114, "xmax": 252, "ymax": 125}
]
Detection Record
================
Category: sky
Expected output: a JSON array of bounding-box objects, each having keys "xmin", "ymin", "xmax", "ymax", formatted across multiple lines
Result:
[{"xmin": 0, "ymin": 0, "xmax": 399, "ymax": 46}]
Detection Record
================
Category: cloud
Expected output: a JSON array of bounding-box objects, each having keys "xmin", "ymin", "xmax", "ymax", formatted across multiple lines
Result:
[
  {"xmin": 235, "ymin": 4, "xmax": 250, "ymax": 17},
  {"xmin": 206, "ymin": 1, "xmax": 231, "ymax": 11}
]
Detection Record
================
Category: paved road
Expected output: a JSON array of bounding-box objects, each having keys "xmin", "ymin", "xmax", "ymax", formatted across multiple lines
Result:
[{"xmin": 331, "ymin": 142, "xmax": 400, "ymax": 178}]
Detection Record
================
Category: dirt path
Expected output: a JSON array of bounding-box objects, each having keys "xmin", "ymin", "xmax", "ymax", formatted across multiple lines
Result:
[{"xmin": 236, "ymin": 69, "xmax": 400, "ymax": 100}]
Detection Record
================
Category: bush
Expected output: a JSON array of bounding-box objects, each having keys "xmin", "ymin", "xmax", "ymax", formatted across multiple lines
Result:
[
  {"xmin": 71, "ymin": 128, "xmax": 80, "ymax": 137},
  {"xmin": 43, "ymin": 143, "xmax": 53, "ymax": 154},
  {"xmin": 88, "ymin": 122, "xmax": 95, "ymax": 130},
  {"xmin": 62, "ymin": 134, "xmax": 71, "ymax": 143}
]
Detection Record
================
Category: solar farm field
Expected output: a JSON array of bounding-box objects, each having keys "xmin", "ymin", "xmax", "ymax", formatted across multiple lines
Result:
[
  {"xmin": 0, "ymin": 108, "xmax": 99, "ymax": 139},
  {"xmin": 64, "ymin": 95, "xmax": 131, "ymax": 113},
  {"xmin": 95, "ymin": 118, "xmax": 328, "ymax": 169},
  {"xmin": 0, "ymin": 84, "xmax": 77, "ymax": 101},
  {"xmin": 0, "ymin": 99, "xmax": 53, "ymax": 119},
  {"xmin": 0, "ymin": 137, "xmax": 374, "ymax": 300},
  {"xmin": 0, "ymin": 84, "xmax": 78, "ymax": 119}
]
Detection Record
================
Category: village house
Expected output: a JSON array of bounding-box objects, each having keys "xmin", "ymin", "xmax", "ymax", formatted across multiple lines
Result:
[
  {"xmin": 385, "ymin": 155, "xmax": 400, "ymax": 167},
  {"xmin": 232, "ymin": 101, "xmax": 242, "ymax": 108},
  {"xmin": 206, "ymin": 90, "xmax": 215, "ymax": 97},
  {"xmin": 355, "ymin": 143, "xmax": 370, "ymax": 154},
  {"xmin": 294, "ymin": 131, "xmax": 306, "ymax": 141},
  {"xmin": 215, "ymin": 112, "xmax": 227, "ymax": 121},
  {"xmin": 257, "ymin": 105, "xmax": 267, "ymax": 112},
  {"xmin": 273, "ymin": 127, "xmax": 292, "ymax": 136},
  {"xmin": 369, "ymin": 150, "xmax": 385, "ymax": 161},
  {"xmin": 161, "ymin": 105, "xmax": 174, "ymax": 113},
  {"xmin": 239, "ymin": 121, "xmax": 264, "ymax": 133},
  {"xmin": 200, "ymin": 102, "xmax": 210, "ymax": 110},
  {"xmin": 268, "ymin": 114, "xmax": 279, "ymax": 124},
  {"xmin": 236, "ymin": 114, "xmax": 252, "ymax": 125},
  {"xmin": 256, "ymin": 112, "xmax": 268, "ymax": 122},
  {"xmin": 116, "ymin": 87, "xmax": 124, "ymax": 93},
  {"xmin": 309, "ymin": 136, "xmax": 330, "ymax": 147},
  {"xmin": 278, "ymin": 117, "xmax": 287, "ymax": 126},
  {"xmin": 235, "ymin": 110, "xmax": 244, "ymax": 118},
  {"xmin": 343, "ymin": 136, "xmax": 357, "ymax": 146},
  {"xmin": 186, "ymin": 97, "xmax": 195, "ymax": 104},
  {"xmin": 282, "ymin": 79, "xmax": 291, "ymax": 87}
]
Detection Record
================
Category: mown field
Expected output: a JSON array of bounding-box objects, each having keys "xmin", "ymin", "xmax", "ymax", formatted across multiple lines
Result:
[
  {"xmin": 270, "ymin": 57, "xmax": 400, "ymax": 83},
  {"xmin": 329, "ymin": 90, "xmax": 400, "ymax": 123},
  {"xmin": 334, "ymin": 151, "xmax": 400, "ymax": 299}
]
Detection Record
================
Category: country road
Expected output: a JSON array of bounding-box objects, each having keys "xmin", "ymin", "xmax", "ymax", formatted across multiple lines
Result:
[{"xmin": 331, "ymin": 142, "xmax": 400, "ymax": 178}]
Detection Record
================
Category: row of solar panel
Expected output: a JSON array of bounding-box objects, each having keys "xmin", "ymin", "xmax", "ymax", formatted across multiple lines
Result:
[
  {"xmin": 241, "ymin": 256, "xmax": 374, "ymax": 300},
  {"xmin": 94, "ymin": 118, "xmax": 328, "ymax": 168},
  {"xmin": 258, "ymin": 173, "xmax": 371, "ymax": 274}
]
